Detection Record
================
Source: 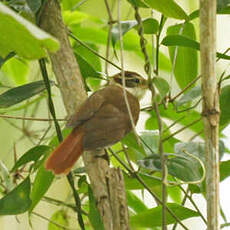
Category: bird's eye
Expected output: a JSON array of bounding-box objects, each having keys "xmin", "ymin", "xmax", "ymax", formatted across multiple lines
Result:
[{"xmin": 134, "ymin": 78, "xmax": 140, "ymax": 83}]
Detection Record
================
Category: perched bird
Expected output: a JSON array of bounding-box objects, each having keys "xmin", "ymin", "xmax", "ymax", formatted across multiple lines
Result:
[{"xmin": 45, "ymin": 71, "xmax": 147, "ymax": 175}]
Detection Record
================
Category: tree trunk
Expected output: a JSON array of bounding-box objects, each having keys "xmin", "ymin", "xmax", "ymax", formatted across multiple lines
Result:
[{"xmin": 38, "ymin": 1, "xmax": 130, "ymax": 229}]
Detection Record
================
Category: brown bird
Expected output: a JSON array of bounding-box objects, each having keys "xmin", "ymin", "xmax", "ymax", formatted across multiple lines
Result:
[{"xmin": 45, "ymin": 71, "xmax": 147, "ymax": 175}]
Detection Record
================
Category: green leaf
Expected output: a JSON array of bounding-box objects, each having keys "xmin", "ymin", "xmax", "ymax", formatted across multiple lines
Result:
[
  {"xmin": 168, "ymin": 184, "xmax": 181, "ymax": 203},
  {"xmin": 166, "ymin": 22, "xmax": 198, "ymax": 89},
  {"xmin": 86, "ymin": 77, "xmax": 102, "ymax": 91},
  {"xmin": 121, "ymin": 132, "xmax": 146, "ymax": 160},
  {"xmin": 140, "ymin": 131, "xmax": 159, "ymax": 155},
  {"xmin": 124, "ymin": 172, "xmax": 161, "ymax": 190},
  {"xmin": 176, "ymin": 85, "xmax": 201, "ymax": 107},
  {"xmin": 220, "ymin": 160, "xmax": 230, "ymax": 181},
  {"xmin": 143, "ymin": 0, "xmax": 188, "ymax": 20},
  {"xmin": 0, "ymin": 177, "xmax": 31, "ymax": 215},
  {"xmin": 152, "ymin": 77, "xmax": 170, "ymax": 99},
  {"xmin": 11, "ymin": 145, "xmax": 51, "ymax": 172},
  {"xmin": 126, "ymin": 190, "xmax": 148, "ymax": 214},
  {"xmin": 29, "ymin": 165, "xmax": 54, "ymax": 212},
  {"xmin": 175, "ymin": 141, "xmax": 225, "ymax": 161},
  {"xmin": 127, "ymin": 0, "xmax": 149, "ymax": 8},
  {"xmin": 74, "ymin": 43, "xmax": 101, "ymax": 83},
  {"xmin": 218, "ymin": 6, "xmax": 230, "ymax": 13},
  {"xmin": 217, "ymin": 0, "xmax": 230, "ymax": 10},
  {"xmin": 0, "ymin": 3, "xmax": 59, "ymax": 59},
  {"xmin": 74, "ymin": 43, "xmax": 102, "ymax": 74},
  {"xmin": 138, "ymin": 18, "xmax": 159, "ymax": 34},
  {"xmin": 112, "ymin": 20, "xmax": 137, "ymax": 47},
  {"xmin": 48, "ymin": 210, "xmax": 69, "ymax": 230},
  {"xmin": 162, "ymin": 34, "xmax": 230, "ymax": 60},
  {"xmin": 162, "ymin": 34, "xmax": 200, "ymax": 50},
  {"xmin": 220, "ymin": 85, "xmax": 230, "ymax": 126},
  {"xmin": 26, "ymin": 0, "xmax": 41, "ymax": 13},
  {"xmin": 71, "ymin": 25, "xmax": 171, "ymax": 72},
  {"xmin": 63, "ymin": 10, "xmax": 103, "ymax": 26},
  {"xmin": 147, "ymin": 104, "xmax": 203, "ymax": 136},
  {"xmin": 88, "ymin": 185, "xmax": 105, "ymax": 230},
  {"xmin": 138, "ymin": 153, "xmax": 202, "ymax": 182},
  {"xmin": 75, "ymin": 54, "xmax": 99, "ymax": 81},
  {"xmin": 130, "ymin": 203, "xmax": 199, "ymax": 227},
  {"xmin": 0, "ymin": 80, "xmax": 54, "ymax": 108},
  {"xmin": 174, "ymin": 142, "xmax": 205, "ymax": 162},
  {"xmin": 111, "ymin": 18, "xmax": 159, "ymax": 47},
  {"xmin": 0, "ymin": 52, "xmax": 15, "ymax": 68},
  {"xmin": 168, "ymin": 156, "xmax": 202, "ymax": 181},
  {"xmin": 1, "ymin": 57, "xmax": 29, "ymax": 85}
]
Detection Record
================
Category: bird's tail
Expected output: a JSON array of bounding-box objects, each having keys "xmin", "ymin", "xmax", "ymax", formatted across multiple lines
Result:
[{"xmin": 45, "ymin": 128, "xmax": 84, "ymax": 175}]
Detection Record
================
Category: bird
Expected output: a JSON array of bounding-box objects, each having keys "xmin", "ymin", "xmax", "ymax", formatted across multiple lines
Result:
[{"xmin": 45, "ymin": 71, "xmax": 147, "ymax": 175}]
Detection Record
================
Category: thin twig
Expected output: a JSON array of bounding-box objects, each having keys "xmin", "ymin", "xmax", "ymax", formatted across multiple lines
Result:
[
  {"xmin": 179, "ymin": 185, "xmax": 207, "ymax": 224},
  {"xmin": 162, "ymin": 117, "xmax": 202, "ymax": 142},
  {"xmin": 169, "ymin": 75, "xmax": 201, "ymax": 102},
  {"xmin": 0, "ymin": 114, "xmax": 66, "ymax": 121},
  {"xmin": 69, "ymin": 32, "xmax": 121, "ymax": 71},
  {"xmin": 32, "ymin": 211, "xmax": 75, "ymax": 230},
  {"xmin": 163, "ymin": 116, "xmax": 185, "ymax": 133}
]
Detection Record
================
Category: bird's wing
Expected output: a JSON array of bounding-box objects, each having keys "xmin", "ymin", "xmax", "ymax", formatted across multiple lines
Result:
[{"xmin": 66, "ymin": 91, "xmax": 105, "ymax": 128}]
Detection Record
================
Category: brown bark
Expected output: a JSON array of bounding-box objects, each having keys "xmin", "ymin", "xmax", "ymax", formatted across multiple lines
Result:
[{"xmin": 38, "ymin": 1, "xmax": 129, "ymax": 229}]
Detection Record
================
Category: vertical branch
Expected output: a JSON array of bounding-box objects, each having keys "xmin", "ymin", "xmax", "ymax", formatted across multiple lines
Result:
[
  {"xmin": 200, "ymin": 1, "xmax": 220, "ymax": 230},
  {"xmin": 133, "ymin": 6, "xmax": 167, "ymax": 230}
]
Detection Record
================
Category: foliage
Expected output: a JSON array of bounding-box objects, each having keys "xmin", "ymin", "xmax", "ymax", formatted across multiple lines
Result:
[{"xmin": 0, "ymin": 0, "xmax": 229, "ymax": 230}]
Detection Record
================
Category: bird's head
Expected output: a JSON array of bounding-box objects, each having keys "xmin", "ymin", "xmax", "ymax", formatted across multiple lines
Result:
[{"xmin": 110, "ymin": 71, "xmax": 148, "ymax": 99}]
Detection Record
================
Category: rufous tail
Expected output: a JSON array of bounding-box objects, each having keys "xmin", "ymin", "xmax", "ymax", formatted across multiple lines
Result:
[{"xmin": 45, "ymin": 128, "xmax": 84, "ymax": 175}]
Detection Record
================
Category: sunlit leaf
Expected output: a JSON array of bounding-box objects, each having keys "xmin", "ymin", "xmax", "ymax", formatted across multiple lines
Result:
[
  {"xmin": 111, "ymin": 19, "xmax": 159, "ymax": 47},
  {"xmin": 0, "ymin": 177, "xmax": 31, "ymax": 215},
  {"xmin": 126, "ymin": 190, "xmax": 148, "ymax": 214},
  {"xmin": 0, "ymin": 52, "xmax": 15, "ymax": 68},
  {"xmin": 1, "ymin": 57, "xmax": 28, "ymax": 85},
  {"xmin": 0, "ymin": 3, "xmax": 59, "ymax": 59},
  {"xmin": 48, "ymin": 210, "xmax": 69, "ymax": 230},
  {"xmin": 166, "ymin": 22, "xmax": 198, "ymax": 89},
  {"xmin": 143, "ymin": 0, "xmax": 188, "ymax": 20},
  {"xmin": 71, "ymin": 25, "xmax": 171, "ymax": 72},
  {"xmin": 127, "ymin": 0, "xmax": 149, "ymax": 8}
]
